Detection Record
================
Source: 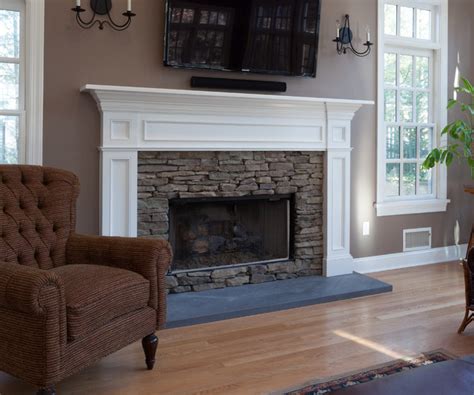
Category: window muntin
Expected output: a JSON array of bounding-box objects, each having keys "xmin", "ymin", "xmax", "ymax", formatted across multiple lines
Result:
[{"xmin": 0, "ymin": 3, "xmax": 23, "ymax": 164}]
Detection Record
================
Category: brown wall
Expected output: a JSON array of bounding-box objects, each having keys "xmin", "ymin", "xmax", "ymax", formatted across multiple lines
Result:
[{"xmin": 43, "ymin": 0, "xmax": 474, "ymax": 258}]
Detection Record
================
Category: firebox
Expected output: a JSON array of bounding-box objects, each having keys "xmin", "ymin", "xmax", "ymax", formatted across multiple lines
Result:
[{"xmin": 169, "ymin": 194, "xmax": 295, "ymax": 272}]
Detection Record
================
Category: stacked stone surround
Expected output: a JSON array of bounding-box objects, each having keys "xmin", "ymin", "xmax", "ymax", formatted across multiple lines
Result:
[{"xmin": 137, "ymin": 151, "xmax": 324, "ymax": 293}]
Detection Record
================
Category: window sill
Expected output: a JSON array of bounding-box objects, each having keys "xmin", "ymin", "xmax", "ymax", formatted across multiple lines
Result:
[{"xmin": 375, "ymin": 198, "xmax": 450, "ymax": 217}]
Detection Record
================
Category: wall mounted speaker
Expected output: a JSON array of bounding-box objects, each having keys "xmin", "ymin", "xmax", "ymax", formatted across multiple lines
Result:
[{"xmin": 191, "ymin": 77, "xmax": 287, "ymax": 93}]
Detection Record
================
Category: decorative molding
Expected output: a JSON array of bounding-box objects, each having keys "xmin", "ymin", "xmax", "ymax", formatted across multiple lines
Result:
[
  {"xmin": 83, "ymin": 85, "xmax": 373, "ymax": 277},
  {"xmin": 25, "ymin": 0, "xmax": 44, "ymax": 165},
  {"xmin": 354, "ymin": 244, "xmax": 467, "ymax": 274},
  {"xmin": 101, "ymin": 150, "xmax": 137, "ymax": 237},
  {"xmin": 375, "ymin": 198, "xmax": 450, "ymax": 216}
]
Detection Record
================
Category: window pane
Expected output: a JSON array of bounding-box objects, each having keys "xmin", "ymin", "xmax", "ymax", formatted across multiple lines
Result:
[
  {"xmin": 416, "ymin": 9, "xmax": 431, "ymax": 40},
  {"xmin": 384, "ymin": 53, "xmax": 397, "ymax": 85},
  {"xmin": 0, "ymin": 62, "xmax": 20, "ymax": 110},
  {"xmin": 400, "ymin": 7, "xmax": 414, "ymax": 37},
  {"xmin": 386, "ymin": 163, "xmax": 400, "ymax": 197},
  {"xmin": 182, "ymin": 9, "xmax": 195, "ymax": 23},
  {"xmin": 400, "ymin": 90, "xmax": 413, "ymax": 122},
  {"xmin": 386, "ymin": 126, "xmax": 400, "ymax": 159},
  {"xmin": 384, "ymin": 89, "xmax": 397, "ymax": 122},
  {"xmin": 419, "ymin": 166, "xmax": 433, "ymax": 195},
  {"xmin": 403, "ymin": 127, "xmax": 417, "ymax": 159},
  {"xmin": 416, "ymin": 92, "xmax": 429, "ymax": 123},
  {"xmin": 420, "ymin": 127, "xmax": 433, "ymax": 158},
  {"xmin": 0, "ymin": 115, "xmax": 20, "ymax": 164},
  {"xmin": 400, "ymin": 55, "xmax": 413, "ymax": 87},
  {"xmin": 415, "ymin": 57, "xmax": 429, "ymax": 88},
  {"xmin": 402, "ymin": 163, "xmax": 416, "ymax": 195},
  {"xmin": 0, "ymin": 10, "xmax": 20, "ymax": 58},
  {"xmin": 384, "ymin": 4, "xmax": 397, "ymax": 35}
]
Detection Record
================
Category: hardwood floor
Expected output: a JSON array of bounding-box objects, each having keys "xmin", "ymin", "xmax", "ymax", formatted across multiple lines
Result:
[{"xmin": 2, "ymin": 262, "xmax": 474, "ymax": 394}]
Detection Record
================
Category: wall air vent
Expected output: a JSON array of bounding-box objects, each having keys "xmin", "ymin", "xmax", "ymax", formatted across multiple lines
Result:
[{"xmin": 403, "ymin": 228, "xmax": 432, "ymax": 252}]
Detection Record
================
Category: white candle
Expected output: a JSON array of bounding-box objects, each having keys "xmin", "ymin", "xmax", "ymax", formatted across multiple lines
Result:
[
  {"xmin": 127, "ymin": 0, "xmax": 132, "ymax": 11},
  {"xmin": 336, "ymin": 21, "xmax": 340, "ymax": 38},
  {"xmin": 76, "ymin": 0, "xmax": 81, "ymax": 7},
  {"xmin": 366, "ymin": 26, "xmax": 371, "ymax": 42}
]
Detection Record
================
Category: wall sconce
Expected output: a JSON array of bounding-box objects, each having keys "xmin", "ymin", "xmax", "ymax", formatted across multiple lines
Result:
[
  {"xmin": 72, "ymin": 0, "xmax": 136, "ymax": 31},
  {"xmin": 333, "ymin": 15, "xmax": 373, "ymax": 57}
]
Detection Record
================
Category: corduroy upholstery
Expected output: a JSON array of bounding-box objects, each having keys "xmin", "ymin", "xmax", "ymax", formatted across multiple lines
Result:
[
  {"xmin": 50, "ymin": 264, "xmax": 150, "ymax": 341},
  {"xmin": 0, "ymin": 165, "xmax": 172, "ymax": 391}
]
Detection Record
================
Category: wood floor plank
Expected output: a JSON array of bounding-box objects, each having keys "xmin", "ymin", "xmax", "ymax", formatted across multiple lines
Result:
[{"xmin": 1, "ymin": 262, "xmax": 474, "ymax": 395}]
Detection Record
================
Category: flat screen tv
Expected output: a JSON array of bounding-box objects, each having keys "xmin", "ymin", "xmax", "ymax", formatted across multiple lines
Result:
[{"xmin": 164, "ymin": 0, "xmax": 322, "ymax": 77}]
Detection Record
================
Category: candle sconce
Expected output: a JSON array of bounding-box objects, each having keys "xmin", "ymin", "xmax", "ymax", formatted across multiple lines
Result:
[
  {"xmin": 333, "ymin": 14, "xmax": 373, "ymax": 57},
  {"xmin": 72, "ymin": 0, "xmax": 136, "ymax": 31}
]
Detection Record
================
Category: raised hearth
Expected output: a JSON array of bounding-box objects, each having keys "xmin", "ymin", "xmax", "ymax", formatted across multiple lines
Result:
[{"xmin": 83, "ymin": 84, "xmax": 373, "ymax": 282}]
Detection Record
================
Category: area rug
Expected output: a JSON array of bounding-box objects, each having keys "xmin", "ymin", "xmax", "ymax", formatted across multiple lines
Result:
[{"xmin": 281, "ymin": 350, "xmax": 455, "ymax": 395}]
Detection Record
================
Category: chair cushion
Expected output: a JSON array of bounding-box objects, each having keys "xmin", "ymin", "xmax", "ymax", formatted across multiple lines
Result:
[{"xmin": 51, "ymin": 264, "xmax": 150, "ymax": 341}]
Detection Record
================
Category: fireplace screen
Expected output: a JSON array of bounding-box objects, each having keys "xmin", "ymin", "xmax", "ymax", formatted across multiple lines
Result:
[{"xmin": 169, "ymin": 195, "xmax": 293, "ymax": 272}]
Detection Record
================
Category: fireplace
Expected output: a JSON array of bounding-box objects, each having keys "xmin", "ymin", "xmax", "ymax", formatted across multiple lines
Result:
[
  {"xmin": 137, "ymin": 150, "xmax": 324, "ymax": 293},
  {"xmin": 84, "ymin": 84, "xmax": 371, "ymax": 290},
  {"xmin": 170, "ymin": 194, "xmax": 294, "ymax": 272}
]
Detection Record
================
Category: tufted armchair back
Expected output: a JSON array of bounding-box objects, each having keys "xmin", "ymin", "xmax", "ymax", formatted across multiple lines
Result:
[{"xmin": 0, "ymin": 165, "xmax": 80, "ymax": 269}]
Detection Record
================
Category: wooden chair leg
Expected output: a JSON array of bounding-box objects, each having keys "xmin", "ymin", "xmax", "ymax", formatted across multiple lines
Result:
[
  {"xmin": 142, "ymin": 333, "xmax": 159, "ymax": 370},
  {"xmin": 37, "ymin": 387, "xmax": 56, "ymax": 395},
  {"xmin": 458, "ymin": 309, "xmax": 474, "ymax": 333}
]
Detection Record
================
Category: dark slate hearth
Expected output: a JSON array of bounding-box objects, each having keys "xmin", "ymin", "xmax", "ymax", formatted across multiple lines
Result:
[{"xmin": 166, "ymin": 273, "xmax": 392, "ymax": 328}]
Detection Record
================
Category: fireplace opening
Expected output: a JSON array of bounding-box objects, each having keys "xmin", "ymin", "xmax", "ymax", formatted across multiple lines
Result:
[{"xmin": 169, "ymin": 194, "xmax": 294, "ymax": 273}]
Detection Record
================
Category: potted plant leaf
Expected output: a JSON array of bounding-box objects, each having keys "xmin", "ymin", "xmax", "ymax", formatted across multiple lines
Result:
[{"xmin": 422, "ymin": 77, "xmax": 474, "ymax": 185}]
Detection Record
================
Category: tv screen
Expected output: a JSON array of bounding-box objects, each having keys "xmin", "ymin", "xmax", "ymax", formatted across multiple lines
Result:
[{"xmin": 164, "ymin": 0, "xmax": 321, "ymax": 77}]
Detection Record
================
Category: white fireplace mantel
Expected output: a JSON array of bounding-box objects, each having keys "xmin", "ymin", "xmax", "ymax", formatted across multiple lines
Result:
[{"xmin": 82, "ymin": 84, "xmax": 373, "ymax": 277}]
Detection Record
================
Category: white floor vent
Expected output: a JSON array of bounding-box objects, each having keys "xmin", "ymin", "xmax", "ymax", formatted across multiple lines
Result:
[{"xmin": 403, "ymin": 228, "xmax": 432, "ymax": 252}]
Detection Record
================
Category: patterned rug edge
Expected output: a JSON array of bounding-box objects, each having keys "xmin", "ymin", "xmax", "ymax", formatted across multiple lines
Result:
[{"xmin": 272, "ymin": 349, "xmax": 458, "ymax": 395}]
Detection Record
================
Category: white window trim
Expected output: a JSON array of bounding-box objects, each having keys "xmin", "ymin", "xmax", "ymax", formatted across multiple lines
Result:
[
  {"xmin": 25, "ymin": 0, "xmax": 44, "ymax": 164},
  {"xmin": 375, "ymin": 0, "xmax": 449, "ymax": 217},
  {"xmin": 1, "ymin": 0, "xmax": 44, "ymax": 164}
]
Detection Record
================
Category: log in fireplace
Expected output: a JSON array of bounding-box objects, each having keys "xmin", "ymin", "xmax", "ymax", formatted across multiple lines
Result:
[{"xmin": 170, "ymin": 194, "xmax": 295, "ymax": 272}]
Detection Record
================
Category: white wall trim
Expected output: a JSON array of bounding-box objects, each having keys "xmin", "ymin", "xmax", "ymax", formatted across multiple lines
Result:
[
  {"xmin": 375, "ymin": 197, "xmax": 450, "ymax": 216},
  {"xmin": 354, "ymin": 243, "xmax": 467, "ymax": 274},
  {"xmin": 83, "ymin": 84, "xmax": 373, "ymax": 278},
  {"xmin": 24, "ymin": 0, "xmax": 44, "ymax": 164}
]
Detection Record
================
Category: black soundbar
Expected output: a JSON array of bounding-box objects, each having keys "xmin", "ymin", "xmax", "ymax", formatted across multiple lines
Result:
[{"xmin": 191, "ymin": 77, "xmax": 287, "ymax": 93}]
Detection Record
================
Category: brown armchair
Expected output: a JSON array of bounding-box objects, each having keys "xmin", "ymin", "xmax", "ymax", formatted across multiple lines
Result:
[{"xmin": 0, "ymin": 165, "xmax": 172, "ymax": 394}]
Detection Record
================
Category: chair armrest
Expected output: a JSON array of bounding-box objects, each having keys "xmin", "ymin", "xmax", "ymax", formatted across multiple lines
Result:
[
  {"xmin": 66, "ymin": 233, "xmax": 172, "ymax": 328},
  {"xmin": 0, "ymin": 262, "xmax": 65, "ymax": 315}
]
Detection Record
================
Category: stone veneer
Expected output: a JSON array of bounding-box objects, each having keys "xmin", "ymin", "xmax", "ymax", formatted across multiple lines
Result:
[{"xmin": 137, "ymin": 151, "xmax": 324, "ymax": 293}]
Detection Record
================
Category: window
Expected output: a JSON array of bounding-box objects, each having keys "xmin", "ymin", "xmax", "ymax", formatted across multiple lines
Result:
[
  {"xmin": 0, "ymin": 1, "xmax": 23, "ymax": 163},
  {"xmin": 0, "ymin": 0, "xmax": 44, "ymax": 165},
  {"xmin": 376, "ymin": 0, "xmax": 449, "ymax": 216}
]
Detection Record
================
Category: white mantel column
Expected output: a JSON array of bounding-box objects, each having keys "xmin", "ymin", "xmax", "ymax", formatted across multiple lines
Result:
[{"xmin": 323, "ymin": 103, "xmax": 356, "ymax": 276}]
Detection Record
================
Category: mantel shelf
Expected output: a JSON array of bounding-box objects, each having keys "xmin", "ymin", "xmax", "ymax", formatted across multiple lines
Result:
[{"xmin": 81, "ymin": 84, "xmax": 374, "ymax": 107}]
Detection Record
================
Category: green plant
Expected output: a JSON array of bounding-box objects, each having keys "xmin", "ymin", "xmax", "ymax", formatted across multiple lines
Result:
[{"xmin": 422, "ymin": 77, "xmax": 474, "ymax": 177}]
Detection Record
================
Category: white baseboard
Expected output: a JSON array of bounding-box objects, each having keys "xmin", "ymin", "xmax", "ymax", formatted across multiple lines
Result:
[{"xmin": 354, "ymin": 244, "xmax": 467, "ymax": 274}]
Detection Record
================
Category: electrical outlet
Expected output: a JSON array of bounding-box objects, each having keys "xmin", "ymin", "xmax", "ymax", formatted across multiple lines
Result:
[{"xmin": 363, "ymin": 221, "xmax": 370, "ymax": 236}]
